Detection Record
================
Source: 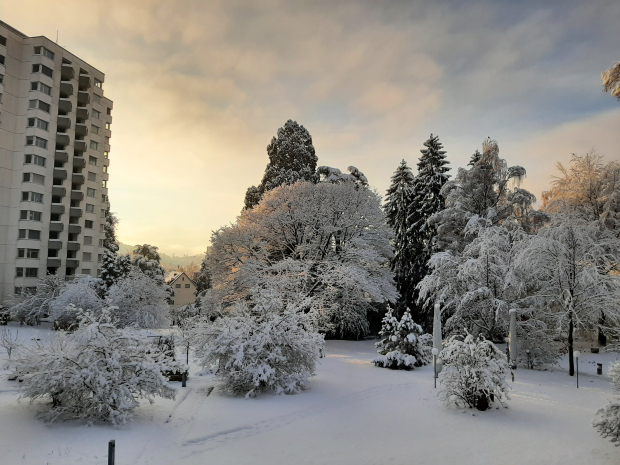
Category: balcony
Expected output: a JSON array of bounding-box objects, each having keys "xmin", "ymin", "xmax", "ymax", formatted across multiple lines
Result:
[
  {"xmin": 68, "ymin": 224, "xmax": 82, "ymax": 234},
  {"xmin": 77, "ymin": 91, "xmax": 90, "ymax": 106},
  {"xmin": 67, "ymin": 241, "xmax": 81, "ymax": 251},
  {"xmin": 52, "ymin": 186, "xmax": 66, "ymax": 197},
  {"xmin": 73, "ymin": 156, "xmax": 86, "ymax": 168},
  {"xmin": 53, "ymin": 168, "xmax": 68, "ymax": 180},
  {"xmin": 58, "ymin": 98, "xmax": 72, "ymax": 113},
  {"xmin": 51, "ymin": 204, "xmax": 65, "ymax": 214},
  {"xmin": 48, "ymin": 240, "xmax": 63, "ymax": 250},
  {"xmin": 47, "ymin": 258, "xmax": 62, "ymax": 268},
  {"xmin": 72, "ymin": 173, "xmax": 85, "ymax": 184},
  {"xmin": 70, "ymin": 207, "xmax": 83, "ymax": 217},
  {"xmin": 66, "ymin": 259, "xmax": 80, "ymax": 269},
  {"xmin": 75, "ymin": 123, "xmax": 88, "ymax": 137},
  {"xmin": 79, "ymin": 73, "xmax": 91, "ymax": 90},
  {"xmin": 70, "ymin": 190, "xmax": 84, "ymax": 201},
  {"xmin": 56, "ymin": 132, "xmax": 70, "ymax": 146},
  {"xmin": 74, "ymin": 140, "xmax": 87, "ymax": 152},
  {"xmin": 55, "ymin": 150, "xmax": 69, "ymax": 163},
  {"xmin": 49, "ymin": 221, "xmax": 64, "ymax": 232},
  {"xmin": 102, "ymin": 172, "xmax": 109, "ymax": 181},
  {"xmin": 59, "ymin": 82, "xmax": 74, "ymax": 97},
  {"xmin": 57, "ymin": 115, "xmax": 71, "ymax": 130},
  {"xmin": 76, "ymin": 107, "xmax": 89, "ymax": 120},
  {"xmin": 61, "ymin": 64, "xmax": 75, "ymax": 81}
]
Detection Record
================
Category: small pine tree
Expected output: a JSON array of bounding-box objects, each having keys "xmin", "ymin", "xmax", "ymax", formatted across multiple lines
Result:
[
  {"xmin": 373, "ymin": 307, "xmax": 432, "ymax": 369},
  {"xmin": 100, "ymin": 210, "xmax": 132, "ymax": 290},
  {"xmin": 593, "ymin": 361, "xmax": 620, "ymax": 445},
  {"xmin": 244, "ymin": 120, "xmax": 318, "ymax": 209},
  {"xmin": 195, "ymin": 254, "xmax": 212, "ymax": 298}
]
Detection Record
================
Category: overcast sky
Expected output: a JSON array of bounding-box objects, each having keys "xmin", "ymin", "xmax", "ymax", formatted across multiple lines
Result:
[{"xmin": 4, "ymin": 0, "xmax": 619, "ymax": 255}]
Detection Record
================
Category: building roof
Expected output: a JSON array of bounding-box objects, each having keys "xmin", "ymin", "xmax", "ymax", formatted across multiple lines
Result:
[{"xmin": 165, "ymin": 271, "xmax": 196, "ymax": 286}]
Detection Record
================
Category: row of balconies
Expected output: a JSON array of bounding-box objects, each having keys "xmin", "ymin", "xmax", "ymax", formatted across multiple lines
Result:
[{"xmin": 46, "ymin": 258, "xmax": 79, "ymax": 269}]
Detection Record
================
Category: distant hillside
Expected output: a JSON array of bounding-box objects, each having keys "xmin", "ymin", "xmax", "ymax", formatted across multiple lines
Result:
[{"xmin": 118, "ymin": 242, "xmax": 205, "ymax": 272}]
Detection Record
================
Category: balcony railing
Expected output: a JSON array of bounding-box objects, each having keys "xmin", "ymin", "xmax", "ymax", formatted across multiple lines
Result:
[
  {"xmin": 58, "ymin": 98, "xmax": 72, "ymax": 113},
  {"xmin": 56, "ymin": 132, "xmax": 70, "ymax": 146},
  {"xmin": 68, "ymin": 224, "xmax": 82, "ymax": 234},
  {"xmin": 67, "ymin": 241, "xmax": 81, "ymax": 251},
  {"xmin": 51, "ymin": 204, "xmax": 65, "ymax": 214},
  {"xmin": 53, "ymin": 168, "xmax": 68, "ymax": 180},
  {"xmin": 52, "ymin": 186, "xmax": 66, "ymax": 197},
  {"xmin": 48, "ymin": 240, "xmax": 63, "ymax": 250},
  {"xmin": 61, "ymin": 64, "xmax": 75, "ymax": 81},
  {"xmin": 70, "ymin": 190, "xmax": 84, "ymax": 201},
  {"xmin": 69, "ymin": 207, "xmax": 83, "ymax": 218},
  {"xmin": 73, "ymin": 156, "xmax": 86, "ymax": 168},
  {"xmin": 72, "ymin": 173, "xmax": 85, "ymax": 184},
  {"xmin": 49, "ymin": 221, "xmax": 64, "ymax": 232},
  {"xmin": 75, "ymin": 123, "xmax": 88, "ymax": 137},
  {"xmin": 55, "ymin": 150, "xmax": 69, "ymax": 163}
]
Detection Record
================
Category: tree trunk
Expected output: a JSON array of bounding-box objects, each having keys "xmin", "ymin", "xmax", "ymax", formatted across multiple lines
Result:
[{"xmin": 568, "ymin": 313, "xmax": 574, "ymax": 376}]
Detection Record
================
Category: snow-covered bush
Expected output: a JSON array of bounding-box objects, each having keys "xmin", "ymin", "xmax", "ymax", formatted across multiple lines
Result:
[
  {"xmin": 10, "ymin": 274, "xmax": 65, "ymax": 325},
  {"xmin": 107, "ymin": 270, "xmax": 170, "ymax": 329},
  {"xmin": 0, "ymin": 326, "xmax": 20, "ymax": 361},
  {"xmin": 593, "ymin": 362, "xmax": 620, "ymax": 446},
  {"xmin": 49, "ymin": 275, "xmax": 105, "ymax": 330},
  {"xmin": 190, "ymin": 291, "xmax": 324, "ymax": 397},
  {"xmin": 12, "ymin": 308, "xmax": 182, "ymax": 425},
  {"xmin": 373, "ymin": 307, "xmax": 432, "ymax": 369},
  {"xmin": 438, "ymin": 333, "xmax": 510, "ymax": 410}
]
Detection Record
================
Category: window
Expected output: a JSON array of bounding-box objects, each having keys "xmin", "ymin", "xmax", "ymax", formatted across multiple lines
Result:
[
  {"xmin": 18, "ymin": 229, "xmax": 41, "ymax": 240},
  {"xmin": 105, "ymin": 122, "xmax": 111, "ymax": 130},
  {"xmin": 97, "ymin": 269, "xmax": 101, "ymax": 277},
  {"xmin": 107, "ymin": 108, "xmax": 111, "ymax": 116},
  {"xmin": 31, "ymin": 81, "xmax": 52, "ymax": 96},
  {"xmin": 19, "ymin": 210, "xmax": 41, "ymax": 221},
  {"xmin": 94, "ymin": 78, "xmax": 102, "ymax": 88},
  {"xmin": 21, "ymin": 192, "xmax": 43, "ymax": 203},
  {"xmin": 18, "ymin": 248, "xmax": 40, "ymax": 259},
  {"xmin": 99, "ymin": 239, "xmax": 104, "ymax": 247},
  {"xmin": 101, "ymin": 209, "xmax": 106, "ymax": 218},
  {"xmin": 102, "ymin": 180, "xmax": 107, "ymax": 188},
  {"xmin": 24, "ymin": 154, "xmax": 46, "ymax": 166},
  {"xmin": 27, "ymin": 117, "xmax": 49, "ymax": 131},
  {"xmin": 50, "ymin": 213, "xmax": 60, "ymax": 221},
  {"xmin": 0, "ymin": 55, "xmax": 4, "ymax": 66},
  {"xmin": 103, "ymin": 165, "xmax": 108, "ymax": 173},
  {"xmin": 91, "ymin": 125, "xmax": 100, "ymax": 135},
  {"xmin": 87, "ymin": 187, "xmax": 96, "ymax": 197},
  {"xmin": 85, "ymin": 204, "xmax": 95, "ymax": 213},
  {"xmin": 82, "ymin": 269, "xmax": 91, "ymax": 275},
  {"xmin": 90, "ymin": 141, "xmax": 99, "ymax": 150},
  {"xmin": 0, "ymin": 74, "xmax": 3, "ymax": 84},
  {"xmin": 25, "ymin": 268, "xmax": 39, "ymax": 278},
  {"xmin": 88, "ymin": 172, "xmax": 96, "ymax": 182},
  {"xmin": 104, "ymin": 151, "xmax": 109, "ymax": 159},
  {"xmin": 101, "ymin": 194, "xmax": 107, "ymax": 203},
  {"xmin": 89, "ymin": 156, "xmax": 97, "ymax": 166},
  {"xmin": 83, "ymin": 252, "xmax": 92, "ymax": 262},
  {"xmin": 97, "ymin": 254, "xmax": 102, "ymax": 263},
  {"xmin": 34, "ymin": 46, "xmax": 55, "ymax": 60},
  {"xmin": 93, "ymin": 93, "xmax": 101, "ymax": 104},
  {"xmin": 49, "ymin": 231, "xmax": 59, "ymax": 240},
  {"xmin": 26, "ymin": 136, "xmax": 48, "ymax": 149},
  {"xmin": 175, "ymin": 284, "xmax": 181, "ymax": 288},
  {"xmin": 16, "ymin": 268, "xmax": 23, "ymax": 278},
  {"xmin": 0, "ymin": 35, "xmax": 6, "ymax": 47},
  {"xmin": 84, "ymin": 236, "xmax": 92, "ymax": 245},
  {"xmin": 28, "ymin": 99, "xmax": 50, "ymax": 113},
  {"xmin": 99, "ymin": 224, "xmax": 105, "ymax": 232},
  {"xmin": 22, "ymin": 173, "xmax": 45, "ymax": 185},
  {"xmin": 185, "ymin": 284, "xmax": 191, "ymax": 288},
  {"xmin": 32, "ymin": 64, "xmax": 53, "ymax": 78},
  {"xmin": 85, "ymin": 220, "xmax": 94, "ymax": 229},
  {"xmin": 92, "ymin": 109, "xmax": 101, "ymax": 119}
]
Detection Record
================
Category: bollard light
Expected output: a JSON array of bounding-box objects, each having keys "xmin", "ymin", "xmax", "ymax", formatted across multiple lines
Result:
[{"xmin": 574, "ymin": 351, "xmax": 580, "ymax": 388}]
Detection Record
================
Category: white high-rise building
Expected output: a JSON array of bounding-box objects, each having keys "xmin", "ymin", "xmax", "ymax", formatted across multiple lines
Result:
[{"xmin": 0, "ymin": 21, "xmax": 113, "ymax": 303}]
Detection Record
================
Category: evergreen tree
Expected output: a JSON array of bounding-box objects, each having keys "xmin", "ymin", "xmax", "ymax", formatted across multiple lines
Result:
[
  {"xmin": 194, "ymin": 254, "xmax": 212, "ymax": 301},
  {"xmin": 244, "ymin": 120, "xmax": 318, "ymax": 209},
  {"xmin": 468, "ymin": 149, "xmax": 482, "ymax": 167},
  {"xmin": 100, "ymin": 210, "xmax": 132, "ymax": 290},
  {"xmin": 384, "ymin": 160, "xmax": 416, "ymax": 314}
]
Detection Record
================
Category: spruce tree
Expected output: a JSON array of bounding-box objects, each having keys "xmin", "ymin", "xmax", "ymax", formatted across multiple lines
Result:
[
  {"xmin": 384, "ymin": 160, "xmax": 417, "ymax": 315},
  {"xmin": 408, "ymin": 134, "xmax": 451, "ymax": 326},
  {"xmin": 194, "ymin": 254, "xmax": 212, "ymax": 301},
  {"xmin": 244, "ymin": 120, "xmax": 318, "ymax": 209},
  {"xmin": 100, "ymin": 210, "xmax": 132, "ymax": 290}
]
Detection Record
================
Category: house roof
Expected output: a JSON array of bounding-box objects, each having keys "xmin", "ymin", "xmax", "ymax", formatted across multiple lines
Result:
[{"xmin": 165, "ymin": 271, "xmax": 196, "ymax": 286}]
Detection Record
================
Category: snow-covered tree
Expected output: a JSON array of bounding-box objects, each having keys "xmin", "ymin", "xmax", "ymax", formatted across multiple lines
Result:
[
  {"xmin": 244, "ymin": 119, "xmax": 318, "ymax": 209},
  {"xmin": 132, "ymin": 244, "xmax": 166, "ymax": 279},
  {"xmin": 512, "ymin": 218, "xmax": 620, "ymax": 375},
  {"xmin": 107, "ymin": 270, "xmax": 170, "ymax": 329},
  {"xmin": 10, "ymin": 274, "xmax": 66, "ymax": 325},
  {"xmin": 438, "ymin": 333, "xmax": 510, "ymax": 410},
  {"xmin": 593, "ymin": 361, "xmax": 620, "ymax": 446},
  {"xmin": 194, "ymin": 254, "xmax": 212, "ymax": 299},
  {"xmin": 603, "ymin": 61, "xmax": 620, "ymax": 100},
  {"xmin": 209, "ymin": 181, "xmax": 397, "ymax": 337},
  {"xmin": 190, "ymin": 289, "xmax": 324, "ymax": 397},
  {"xmin": 12, "ymin": 308, "xmax": 182, "ymax": 425},
  {"xmin": 373, "ymin": 307, "xmax": 432, "ymax": 369},
  {"xmin": 49, "ymin": 275, "xmax": 105, "ymax": 330},
  {"xmin": 317, "ymin": 165, "xmax": 368, "ymax": 187},
  {"xmin": 0, "ymin": 326, "xmax": 20, "ymax": 361},
  {"xmin": 100, "ymin": 209, "xmax": 132, "ymax": 290}
]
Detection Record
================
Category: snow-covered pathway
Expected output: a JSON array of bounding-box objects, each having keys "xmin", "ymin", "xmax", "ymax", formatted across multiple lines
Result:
[{"xmin": 1, "ymin": 331, "xmax": 618, "ymax": 465}]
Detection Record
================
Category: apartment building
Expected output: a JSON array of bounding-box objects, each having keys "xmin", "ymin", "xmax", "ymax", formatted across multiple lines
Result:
[{"xmin": 0, "ymin": 21, "xmax": 113, "ymax": 303}]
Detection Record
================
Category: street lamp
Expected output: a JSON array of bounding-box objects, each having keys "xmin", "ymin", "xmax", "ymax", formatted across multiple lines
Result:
[
  {"xmin": 432, "ymin": 348, "xmax": 439, "ymax": 389},
  {"xmin": 526, "ymin": 349, "xmax": 531, "ymax": 369},
  {"xmin": 574, "ymin": 351, "xmax": 580, "ymax": 388}
]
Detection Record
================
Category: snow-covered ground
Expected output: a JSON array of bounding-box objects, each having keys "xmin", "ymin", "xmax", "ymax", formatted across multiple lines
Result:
[{"xmin": 1, "ymin": 323, "xmax": 619, "ymax": 465}]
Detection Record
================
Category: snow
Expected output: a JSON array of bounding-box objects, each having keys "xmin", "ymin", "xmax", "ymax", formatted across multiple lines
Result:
[{"xmin": 1, "ymin": 323, "xmax": 619, "ymax": 464}]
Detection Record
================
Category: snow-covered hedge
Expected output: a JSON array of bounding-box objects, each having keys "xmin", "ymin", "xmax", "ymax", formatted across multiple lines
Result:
[
  {"xmin": 191, "ymin": 295, "xmax": 324, "ymax": 397},
  {"xmin": 373, "ymin": 307, "xmax": 432, "ymax": 369},
  {"xmin": 593, "ymin": 361, "xmax": 620, "ymax": 446},
  {"xmin": 12, "ymin": 308, "xmax": 183, "ymax": 425},
  {"xmin": 438, "ymin": 333, "xmax": 510, "ymax": 410}
]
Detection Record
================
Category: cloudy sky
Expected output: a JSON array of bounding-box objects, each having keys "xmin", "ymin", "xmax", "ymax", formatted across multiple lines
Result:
[{"xmin": 4, "ymin": 1, "xmax": 619, "ymax": 255}]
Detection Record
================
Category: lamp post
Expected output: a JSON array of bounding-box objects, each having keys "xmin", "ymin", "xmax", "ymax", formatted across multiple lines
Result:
[
  {"xmin": 526, "ymin": 349, "xmax": 531, "ymax": 369},
  {"xmin": 574, "ymin": 351, "xmax": 580, "ymax": 388},
  {"xmin": 432, "ymin": 348, "xmax": 439, "ymax": 389}
]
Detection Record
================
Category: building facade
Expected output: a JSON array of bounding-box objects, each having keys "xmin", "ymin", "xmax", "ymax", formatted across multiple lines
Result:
[
  {"xmin": 165, "ymin": 271, "xmax": 197, "ymax": 307},
  {"xmin": 0, "ymin": 21, "xmax": 113, "ymax": 303}
]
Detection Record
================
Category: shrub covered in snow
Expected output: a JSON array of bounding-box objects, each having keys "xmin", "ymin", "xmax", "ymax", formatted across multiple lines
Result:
[
  {"xmin": 49, "ymin": 275, "xmax": 105, "ymax": 330},
  {"xmin": 438, "ymin": 333, "xmax": 510, "ymax": 411},
  {"xmin": 593, "ymin": 362, "xmax": 620, "ymax": 446},
  {"xmin": 12, "ymin": 308, "xmax": 183, "ymax": 425},
  {"xmin": 373, "ymin": 307, "xmax": 432, "ymax": 369},
  {"xmin": 190, "ymin": 291, "xmax": 324, "ymax": 397},
  {"xmin": 10, "ymin": 274, "xmax": 66, "ymax": 325}
]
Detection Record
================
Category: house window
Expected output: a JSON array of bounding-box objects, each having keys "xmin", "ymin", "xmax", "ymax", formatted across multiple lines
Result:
[
  {"xmin": 32, "ymin": 64, "xmax": 53, "ymax": 78},
  {"xmin": 16, "ymin": 268, "xmax": 23, "ymax": 277},
  {"xmin": 84, "ymin": 236, "xmax": 92, "ymax": 245},
  {"xmin": 105, "ymin": 122, "xmax": 111, "ymax": 130},
  {"xmin": 27, "ymin": 117, "xmax": 49, "ymax": 131},
  {"xmin": 102, "ymin": 165, "xmax": 108, "ymax": 173},
  {"xmin": 103, "ymin": 151, "xmax": 109, "ymax": 159},
  {"xmin": 24, "ymin": 154, "xmax": 46, "ymax": 166},
  {"xmin": 28, "ymin": 99, "xmax": 50, "ymax": 113},
  {"xmin": 21, "ymin": 192, "xmax": 44, "ymax": 203},
  {"xmin": 185, "ymin": 284, "xmax": 191, "ymax": 288},
  {"xmin": 93, "ymin": 93, "xmax": 101, "ymax": 104},
  {"xmin": 175, "ymin": 284, "xmax": 181, "ymax": 288},
  {"xmin": 91, "ymin": 125, "xmax": 100, "ymax": 135},
  {"xmin": 18, "ymin": 229, "xmax": 41, "ymax": 240},
  {"xmin": 86, "ymin": 204, "xmax": 95, "ymax": 213},
  {"xmin": 18, "ymin": 248, "xmax": 40, "ymax": 259},
  {"xmin": 102, "ymin": 180, "xmax": 107, "ymax": 188},
  {"xmin": 99, "ymin": 224, "xmax": 105, "ymax": 232},
  {"xmin": 87, "ymin": 187, "xmax": 96, "ymax": 197},
  {"xmin": 90, "ymin": 141, "xmax": 99, "ymax": 150},
  {"xmin": 85, "ymin": 220, "xmax": 94, "ymax": 229},
  {"xmin": 89, "ymin": 156, "xmax": 97, "ymax": 166},
  {"xmin": 101, "ymin": 209, "xmax": 106, "ymax": 218},
  {"xmin": 92, "ymin": 109, "xmax": 101, "ymax": 119},
  {"xmin": 31, "ymin": 81, "xmax": 52, "ymax": 96},
  {"xmin": 94, "ymin": 78, "xmax": 102, "ymax": 88},
  {"xmin": 34, "ymin": 46, "xmax": 55, "ymax": 61},
  {"xmin": 88, "ymin": 172, "xmax": 96, "ymax": 182},
  {"xmin": 25, "ymin": 268, "xmax": 39, "ymax": 278},
  {"xmin": 83, "ymin": 252, "xmax": 92, "ymax": 262},
  {"xmin": 26, "ymin": 136, "xmax": 48, "ymax": 149},
  {"xmin": 97, "ymin": 254, "xmax": 102, "ymax": 263},
  {"xmin": 22, "ymin": 173, "xmax": 45, "ymax": 185},
  {"xmin": 99, "ymin": 239, "xmax": 104, "ymax": 247},
  {"xmin": 82, "ymin": 269, "xmax": 91, "ymax": 275},
  {"xmin": 97, "ymin": 269, "xmax": 101, "ymax": 277},
  {"xmin": 20, "ymin": 210, "xmax": 42, "ymax": 221}
]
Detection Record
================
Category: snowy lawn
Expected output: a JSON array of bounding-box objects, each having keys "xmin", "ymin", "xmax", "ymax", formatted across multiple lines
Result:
[{"xmin": 1, "ymin": 323, "xmax": 619, "ymax": 465}]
